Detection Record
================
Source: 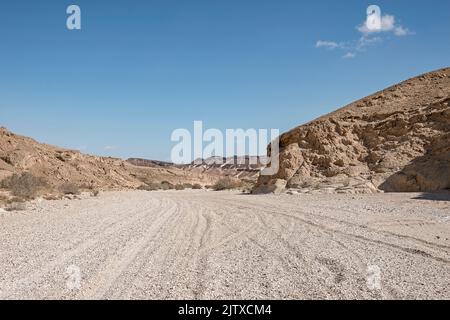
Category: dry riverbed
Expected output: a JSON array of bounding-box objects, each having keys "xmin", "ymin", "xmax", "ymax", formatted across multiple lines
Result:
[{"xmin": 0, "ymin": 190, "xmax": 449, "ymax": 300}]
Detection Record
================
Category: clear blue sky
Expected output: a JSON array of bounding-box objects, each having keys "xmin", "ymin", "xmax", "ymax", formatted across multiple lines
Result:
[{"xmin": 1, "ymin": 0, "xmax": 449, "ymax": 160}]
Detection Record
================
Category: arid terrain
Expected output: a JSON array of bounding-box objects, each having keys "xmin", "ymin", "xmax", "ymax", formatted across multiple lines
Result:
[
  {"xmin": 0, "ymin": 190, "xmax": 449, "ymax": 300},
  {"xmin": 0, "ymin": 68, "xmax": 449, "ymax": 300}
]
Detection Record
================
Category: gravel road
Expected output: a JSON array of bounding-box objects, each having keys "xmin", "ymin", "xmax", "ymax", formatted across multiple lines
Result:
[{"xmin": 0, "ymin": 190, "xmax": 449, "ymax": 300}]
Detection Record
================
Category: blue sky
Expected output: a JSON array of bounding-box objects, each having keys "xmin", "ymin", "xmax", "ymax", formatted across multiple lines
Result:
[{"xmin": 1, "ymin": 0, "xmax": 449, "ymax": 160}]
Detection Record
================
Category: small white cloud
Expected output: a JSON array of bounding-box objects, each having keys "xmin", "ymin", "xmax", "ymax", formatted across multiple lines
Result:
[
  {"xmin": 103, "ymin": 145, "xmax": 117, "ymax": 151},
  {"xmin": 394, "ymin": 26, "xmax": 413, "ymax": 36},
  {"xmin": 357, "ymin": 14, "xmax": 412, "ymax": 37},
  {"xmin": 343, "ymin": 52, "xmax": 356, "ymax": 59},
  {"xmin": 356, "ymin": 36, "xmax": 382, "ymax": 51},
  {"xmin": 316, "ymin": 9, "xmax": 412, "ymax": 60},
  {"xmin": 315, "ymin": 40, "xmax": 339, "ymax": 49}
]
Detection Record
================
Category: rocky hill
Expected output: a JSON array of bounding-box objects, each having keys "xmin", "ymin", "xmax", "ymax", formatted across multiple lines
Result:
[
  {"xmin": 0, "ymin": 128, "xmax": 219, "ymax": 191},
  {"xmin": 128, "ymin": 156, "xmax": 267, "ymax": 181},
  {"xmin": 253, "ymin": 67, "xmax": 450, "ymax": 194}
]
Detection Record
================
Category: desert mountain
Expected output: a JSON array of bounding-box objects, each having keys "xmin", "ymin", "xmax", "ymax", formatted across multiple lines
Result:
[
  {"xmin": 128, "ymin": 156, "xmax": 267, "ymax": 181},
  {"xmin": 254, "ymin": 67, "xmax": 450, "ymax": 194},
  {"xmin": 0, "ymin": 128, "xmax": 219, "ymax": 190}
]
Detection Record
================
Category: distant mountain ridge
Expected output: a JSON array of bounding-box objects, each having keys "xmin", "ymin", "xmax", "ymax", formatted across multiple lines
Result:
[{"xmin": 127, "ymin": 155, "xmax": 268, "ymax": 181}]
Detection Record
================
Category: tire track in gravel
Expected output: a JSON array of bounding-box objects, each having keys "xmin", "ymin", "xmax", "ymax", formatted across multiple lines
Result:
[
  {"xmin": 1, "ymin": 190, "xmax": 449, "ymax": 299},
  {"xmin": 223, "ymin": 197, "xmax": 450, "ymax": 264}
]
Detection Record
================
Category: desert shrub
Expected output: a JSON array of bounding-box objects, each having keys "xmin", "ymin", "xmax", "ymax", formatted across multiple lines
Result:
[
  {"xmin": 174, "ymin": 184, "xmax": 185, "ymax": 190},
  {"xmin": 240, "ymin": 181, "xmax": 256, "ymax": 193},
  {"xmin": 59, "ymin": 182, "xmax": 80, "ymax": 195},
  {"xmin": 43, "ymin": 194, "xmax": 62, "ymax": 201},
  {"xmin": 192, "ymin": 184, "xmax": 202, "ymax": 190},
  {"xmin": 183, "ymin": 183, "xmax": 193, "ymax": 189},
  {"xmin": 5, "ymin": 201, "xmax": 27, "ymax": 212},
  {"xmin": 0, "ymin": 172, "xmax": 48, "ymax": 199},
  {"xmin": 138, "ymin": 183, "xmax": 160, "ymax": 191},
  {"xmin": 0, "ymin": 194, "xmax": 9, "ymax": 207},
  {"xmin": 212, "ymin": 177, "xmax": 243, "ymax": 191},
  {"xmin": 160, "ymin": 181, "xmax": 174, "ymax": 190},
  {"xmin": 91, "ymin": 190, "xmax": 100, "ymax": 197}
]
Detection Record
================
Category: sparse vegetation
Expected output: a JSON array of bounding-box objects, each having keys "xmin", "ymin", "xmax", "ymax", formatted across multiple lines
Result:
[
  {"xmin": 212, "ymin": 177, "xmax": 243, "ymax": 191},
  {"xmin": 5, "ymin": 201, "xmax": 27, "ymax": 212},
  {"xmin": 91, "ymin": 190, "xmax": 100, "ymax": 197},
  {"xmin": 160, "ymin": 181, "xmax": 174, "ymax": 190},
  {"xmin": 43, "ymin": 194, "xmax": 62, "ymax": 201},
  {"xmin": 0, "ymin": 194, "xmax": 9, "ymax": 208},
  {"xmin": 59, "ymin": 182, "xmax": 80, "ymax": 195},
  {"xmin": 0, "ymin": 172, "xmax": 48, "ymax": 200},
  {"xmin": 138, "ymin": 183, "xmax": 160, "ymax": 191},
  {"xmin": 138, "ymin": 181, "xmax": 201, "ymax": 192}
]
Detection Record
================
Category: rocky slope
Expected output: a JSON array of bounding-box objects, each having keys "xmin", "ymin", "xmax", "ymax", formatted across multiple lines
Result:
[
  {"xmin": 128, "ymin": 156, "xmax": 267, "ymax": 182},
  {"xmin": 0, "ymin": 128, "xmax": 219, "ymax": 191},
  {"xmin": 253, "ymin": 68, "xmax": 450, "ymax": 194}
]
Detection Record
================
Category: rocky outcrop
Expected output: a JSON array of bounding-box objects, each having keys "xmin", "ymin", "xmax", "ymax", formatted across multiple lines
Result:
[
  {"xmin": 253, "ymin": 68, "xmax": 450, "ymax": 194},
  {"xmin": 0, "ymin": 128, "xmax": 220, "ymax": 190}
]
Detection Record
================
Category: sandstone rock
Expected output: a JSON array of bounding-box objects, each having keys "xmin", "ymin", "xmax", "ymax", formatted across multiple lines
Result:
[
  {"xmin": 252, "ymin": 179, "xmax": 287, "ymax": 194},
  {"xmin": 254, "ymin": 67, "xmax": 450, "ymax": 194}
]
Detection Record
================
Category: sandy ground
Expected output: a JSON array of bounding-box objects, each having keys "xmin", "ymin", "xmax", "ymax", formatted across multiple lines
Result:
[{"xmin": 0, "ymin": 190, "xmax": 449, "ymax": 300}]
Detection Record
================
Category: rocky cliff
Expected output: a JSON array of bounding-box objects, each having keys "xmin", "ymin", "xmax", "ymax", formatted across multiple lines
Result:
[{"xmin": 254, "ymin": 68, "xmax": 450, "ymax": 194}]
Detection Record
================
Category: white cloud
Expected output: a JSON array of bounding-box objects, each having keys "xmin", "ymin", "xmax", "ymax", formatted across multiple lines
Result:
[
  {"xmin": 357, "ymin": 14, "xmax": 412, "ymax": 37},
  {"xmin": 103, "ymin": 145, "xmax": 117, "ymax": 151},
  {"xmin": 394, "ymin": 26, "xmax": 413, "ymax": 36},
  {"xmin": 316, "ymin": 9, "xmax": 412, "ymax": 60},
  {"xmin": 316, "ymin": 36, "xmax": 381, "ymax": 59},
  {"xmin": 315, "ymin": 40, "xmax": 339, "ymax": 49},
  {"xmin": 356, "ymin": 36, "xmax": 382, "ymax": 51},
  {"xmin": 343, "ymin": 52, "xmax": 356, "ymax": 59}
]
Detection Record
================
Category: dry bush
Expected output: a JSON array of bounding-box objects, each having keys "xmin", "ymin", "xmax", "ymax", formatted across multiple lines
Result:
[
  {"xmin": 79, "ymin": 183, "xmax": 97, "ymax": 192},
  {"xmin": 91, "ymin": 190, "xmax": 100, "ymax": 197},
  {"xmin": 183, "ymin": 183, "xmax": 193, "ymax": 189},
  {"xmin": 174, "ymin": 184, "xmax": 185, "ymax": 190},
  {"xmin": 0, "ymin": 172, "xmax": 48, "ymax": 200},
  {"xmin": 43, "ymin": 194, "xmax": 62, "ymax": 201},
  {"xmin": 5, "ymin": 201, "xmax": 27, "ymax": 212},
  {"xmin": 0, "ymin": 194, "xmax": 9, "ymax": 204},
  {"xmin": 138, "ymin": 183, "xmax": 160, "ymax": 191},
  {"xmin": 59, "ymin": 182, "xmax": 80, "ymax": 195},
  {"xmin": 192, "ymin": 184, "xmax": 202, "ymax": 190},
  {"xmin": 212, "ymin": 177, "xmax": 243, "ymax": 191},
  {"xmin": 160, "ymin": 181, "xmax": 174, "ymax": 190},
  {"xmin": 240, "ymin": 180, "xmax": 256, "ymax": 193}
]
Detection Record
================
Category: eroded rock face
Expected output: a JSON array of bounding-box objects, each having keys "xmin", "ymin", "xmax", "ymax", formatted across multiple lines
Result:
[
  {"xmin": 253, "ymin": 68, "xmax": 450, "ymax": 194},
  {"xmin": 252, "ymin": 178, "xmax": 287, "ymax": 195}
]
